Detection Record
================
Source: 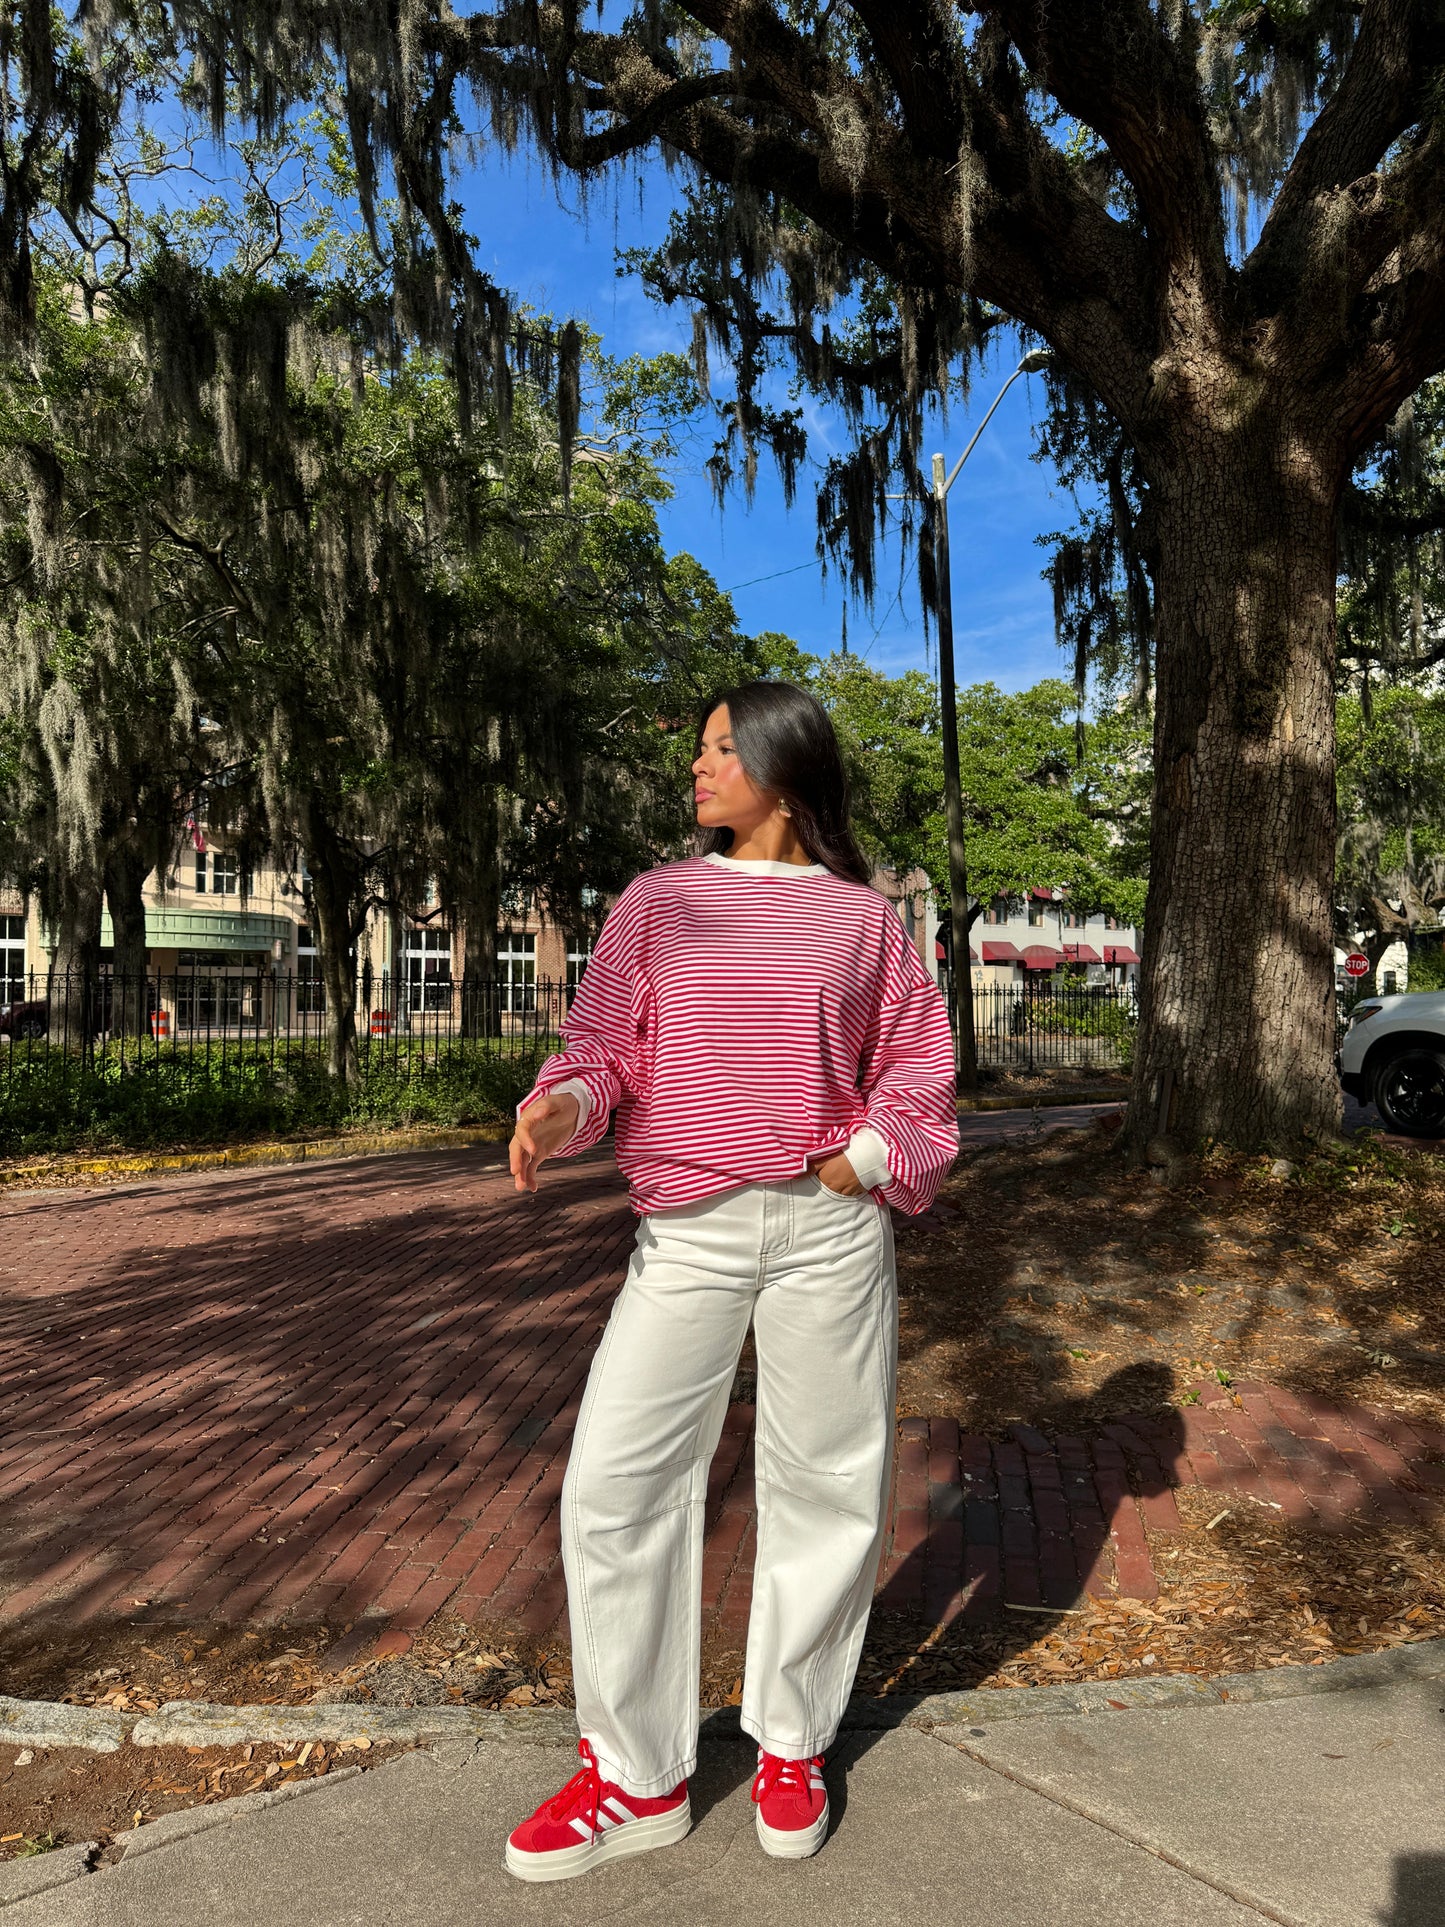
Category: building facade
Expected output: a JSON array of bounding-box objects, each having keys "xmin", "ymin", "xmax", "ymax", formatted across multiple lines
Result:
[{"xmin": 2, "ymin": 846, "xmax": 1142, "ymax": 1028}]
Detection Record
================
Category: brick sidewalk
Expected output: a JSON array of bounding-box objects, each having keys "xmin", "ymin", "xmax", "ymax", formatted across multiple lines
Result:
[{"xmin": 1, "ymin": 1152, "xmax": 1440, "ymax": 1647}]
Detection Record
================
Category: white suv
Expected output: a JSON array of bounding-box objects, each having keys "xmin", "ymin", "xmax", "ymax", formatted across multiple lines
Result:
[{"xmin": 1338, "ymin": 990, "xmax": 1445, "ymax": 1136}]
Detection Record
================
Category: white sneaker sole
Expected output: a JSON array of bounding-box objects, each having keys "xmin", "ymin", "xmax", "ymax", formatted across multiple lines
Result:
[
  {"xmin": 756, "ymin": 1797, "xmax": 830, "ymax": 1859},
  {"xmin": 505, "ymin": 1797, "xmax": 692, "ymax": 1883}
]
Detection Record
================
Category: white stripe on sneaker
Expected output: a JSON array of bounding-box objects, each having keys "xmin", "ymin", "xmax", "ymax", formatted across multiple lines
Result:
[{"xmin": 569, "ymin": 1818, "xmax": 593, "ymax": 1840}]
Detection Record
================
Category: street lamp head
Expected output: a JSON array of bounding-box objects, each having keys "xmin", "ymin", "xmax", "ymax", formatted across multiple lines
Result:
[{"xmin": 1017, "ymin": 347, "xmax": 1054, "ymax": 374}]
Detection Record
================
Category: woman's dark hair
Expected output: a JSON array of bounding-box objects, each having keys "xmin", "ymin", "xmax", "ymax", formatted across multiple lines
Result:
[{"xmin": 695, "ymin": 680, "xmax": 873, "ymax": 886}]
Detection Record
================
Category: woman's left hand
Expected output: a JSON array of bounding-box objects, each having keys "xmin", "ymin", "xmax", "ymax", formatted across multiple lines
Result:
[{"xmin": 808, "ymin": 1151, "xmax": 864, "ymax": 1196}]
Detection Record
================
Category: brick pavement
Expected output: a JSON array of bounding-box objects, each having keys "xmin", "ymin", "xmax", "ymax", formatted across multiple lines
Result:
[{"xmin": 1, "ymin": 1151, "xmax": 1441, "ymax": 1648}]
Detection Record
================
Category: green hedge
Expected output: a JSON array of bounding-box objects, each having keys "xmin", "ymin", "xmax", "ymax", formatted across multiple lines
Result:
[
  {"xmin": 1408, "ymin": 938, "xmax": 1445, "ymax": 993},
  {"xmin": 0, "ymin": 1041, "xmax": 551, "ymax": 1157}
]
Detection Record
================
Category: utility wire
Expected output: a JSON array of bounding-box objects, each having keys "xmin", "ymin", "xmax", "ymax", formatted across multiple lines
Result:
[{"xmin": 721, "ymin": 559, "xmax": 820, "ymax": 593}]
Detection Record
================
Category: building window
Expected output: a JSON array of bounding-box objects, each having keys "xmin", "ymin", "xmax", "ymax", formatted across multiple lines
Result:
[
  {"xmin": 566, "ymin": 939, "xmax": 593, "ymax": 995},
  {"xmin": 1381, "ymin": 968, "xmax": 1398, "ymax": 995},
  {"xmin": 985, "ymin": 897, "xmax": 1007, "ymax": 926},
  {"xmin": 175, "ymin": 964, "xmax": 254, "ymax": 1030},
  {"xmin": 211, "ymin": 852, "xmax": 239, "ymax": 895},
  {"xmin": 195, "ymin": 851, "xmax": 206, "ymax": 893},
  {"xmin": 295, "ymin": 924, "xmax": 324, "ymax": 1016},
  {"xmin": 499, "ymin": 929, "xmax": 537, "ymax": 1013},
  {"xmin": 406, "ymin": 926, "xmax": 453, "ymax": 1011},
  {"xmin": 1, "ymin": 913, "xmax": 25, "ymax": 1002},
  {"xmin": 1028, "ymin": 900, "xmax": 1045, "ymax": 927}
]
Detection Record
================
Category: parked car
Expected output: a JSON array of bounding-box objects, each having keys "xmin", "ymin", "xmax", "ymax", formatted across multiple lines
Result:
[
  {"xmin": 1338, "ymin": 990, "xmax": 1445, "ymax": 1137},
  {"xmin": 0, "ymin": 980, "xmax": 158, "ymax": 1043},
  {"xmin": 0, "ymin": 997, "xmax": 47, "ymax": 1040}
]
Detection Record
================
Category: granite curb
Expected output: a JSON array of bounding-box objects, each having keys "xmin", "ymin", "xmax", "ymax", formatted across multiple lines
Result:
[
  {"xmin": 4, "ymin": 1637, "xmax": 1441, "ymax": 1758},
  {"xmin": 0, "ymin": 1122, "xmax": 512, "ymax": 1190},
  {"xmin": 957, "ymin": 1091, "xmax": 1126, "ymax": 1113}
]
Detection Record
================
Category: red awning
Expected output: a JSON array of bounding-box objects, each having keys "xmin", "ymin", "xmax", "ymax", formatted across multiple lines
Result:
[
  {"xmin": 981, "ymin": 940, "xmax": 1023, "ymax": 964},
  {"xmin": 934, "ymin": 939, "xmax": 980, "ymax": 962},
  {"xmin": 1104, "ymin": 944, "xmax": 1141, "ymax": 965},
  {"xmin": 1063, "ymin": 942, "xmax": 1102, "ymax": 964},
  {"xmin": 1021, "ymin": 945, "xmax": 1063, "ymax": 971}
]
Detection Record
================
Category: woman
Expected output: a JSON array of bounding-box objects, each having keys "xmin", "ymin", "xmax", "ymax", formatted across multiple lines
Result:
[{"xmin": 504, "ymin": 680, "xmax": 957, "ymax": 1883}]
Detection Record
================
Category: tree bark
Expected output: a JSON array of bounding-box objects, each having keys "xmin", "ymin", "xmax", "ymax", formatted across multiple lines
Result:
[
  {"xmin": 1125, "ymin": 421, "xmax": 1342, "ymax": 1155},
  {"xmin": 457, "ymin": 793, "xmax": 501, "ymax": 1041},
  {"xmin": 103, "ymin": 841, "xmax": 154, "ymax": 1039},
  {"xmin": 302, "ymin": 807, "xmax": 364, "ymax": 1086},
  {"xmin": 48, "ymin": 872, "xmax": 104, "ymax": 1051}
]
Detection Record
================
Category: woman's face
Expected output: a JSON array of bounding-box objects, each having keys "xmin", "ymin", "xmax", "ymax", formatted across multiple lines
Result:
[{"xmin": 692, "ymin": 705, "xmax": 778, "ymax": 837}]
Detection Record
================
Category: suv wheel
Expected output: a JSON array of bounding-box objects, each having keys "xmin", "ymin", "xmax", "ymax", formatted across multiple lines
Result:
[
  {"xmin": 16, "ymin": 1016, "xmax": 46, "ymax": 1041},
  {"xmin": 1373, "ymin": 1048, "xmax": 1445, "ymax": 1138}
]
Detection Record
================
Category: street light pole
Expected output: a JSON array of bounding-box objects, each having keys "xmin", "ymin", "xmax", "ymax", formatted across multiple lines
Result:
[
  {"xmin": 930, "ymin": 448, "xmax": 977, "ymax": 1091},
  {"xmin": 930, "ymin": 347, "xmax": 1052, "ymax": 1093}
]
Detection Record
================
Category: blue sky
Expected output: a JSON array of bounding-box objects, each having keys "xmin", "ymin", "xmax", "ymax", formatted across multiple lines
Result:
[{"xmin": 459, "ymin": 146, "xmax": 1074, "ymax": 694}]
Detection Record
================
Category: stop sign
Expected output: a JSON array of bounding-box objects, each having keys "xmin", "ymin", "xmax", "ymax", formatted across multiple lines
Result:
[{"xmin": 1344, "ymin": 952, "xmax": 1370, "ymax": 979}]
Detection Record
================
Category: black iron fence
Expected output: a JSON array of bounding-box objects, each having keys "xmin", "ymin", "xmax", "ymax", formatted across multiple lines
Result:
[
  {"xmin": 0, "ymin": 971, "xmax": 1140, "ymax": 1158},
  {"xmin": 945, "ymin": 977, "xmax": 1138, "ymax": 1075},
  {"xmin": 0, "ymin": 968, "xmax": 575, "ymax": 1084}
]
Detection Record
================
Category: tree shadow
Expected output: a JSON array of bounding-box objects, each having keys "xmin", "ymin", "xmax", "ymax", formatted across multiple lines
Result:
[
  {"xmin": 1, "ymin": 1134, "xmax": 1439, "ymax": 1817},
  {"xmin": 892, "ymin": 1116, "xmax": 1445, "ymax": 1449},
  {"xmin": 0, "ymin": 1146, "xmax": 629, "ymax": 1690}
]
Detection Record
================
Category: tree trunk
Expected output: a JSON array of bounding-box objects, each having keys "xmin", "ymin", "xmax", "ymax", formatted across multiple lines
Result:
[
  {"xmin": 103, "ymin": 841, "xmax": 154, "ymax": 1039},
  {"xmin": 302, "ymin": 810, "xmax": 363, "ymax": 1086},
  {"xmin": 49, "ymin": 872, "xmax": 104, "ymax": 1052},
  {"xmin": 1125, "ymin": 428, "xmax": 1342, "ymax": 1155},
  {"xmin": 458, "ymin": 795, "xmax": 501, "ymax": 1041}
]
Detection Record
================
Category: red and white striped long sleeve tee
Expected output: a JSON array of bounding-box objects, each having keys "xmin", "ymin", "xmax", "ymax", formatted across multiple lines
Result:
[{"xmin": 520, "ymin": 853, "xmax": 959, "ymax": 1216}]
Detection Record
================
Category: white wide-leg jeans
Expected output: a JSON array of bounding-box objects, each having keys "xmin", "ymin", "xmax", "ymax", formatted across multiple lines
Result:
[{"xmin": 561, "ymin": 1173, "xmax": 898, "ymax": 1796}]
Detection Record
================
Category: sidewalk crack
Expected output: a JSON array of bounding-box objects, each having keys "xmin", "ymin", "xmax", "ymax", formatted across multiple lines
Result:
[{"xmin": 928, "ymin": 1731, "xmax": 1309, "ymax": 1927}]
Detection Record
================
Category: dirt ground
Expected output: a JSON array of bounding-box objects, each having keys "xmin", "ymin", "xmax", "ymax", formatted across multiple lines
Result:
[
  {"xmin": 0, "ymin": 1734, "xmax": 411, "ymax": 1863},
  {"xmin": 971, "ymin": 1065, "xmax": 1132, "ymax": 1104},
  {"xmin": 895, "ymin": 1113, "xmax": 1444, "ymax": 1437},
  {"xmin": 845, "ymin": 1116, "xmax": 1445, "ymax": 1699}
]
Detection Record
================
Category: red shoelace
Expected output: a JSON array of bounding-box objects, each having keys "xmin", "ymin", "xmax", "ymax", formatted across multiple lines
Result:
[
  {"xmin": 751, "ymin": 1753, "xmax": 819, "ymax": 1805},
  {"xmin": 546, "ymin": 1739, "xmax": 603, "ymax": 1835}
]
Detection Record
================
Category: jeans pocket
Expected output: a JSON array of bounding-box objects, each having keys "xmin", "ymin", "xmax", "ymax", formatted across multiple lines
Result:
[{"xmin": 813, "ymin": 1172, "xmax": 870, "ymax": 1205}]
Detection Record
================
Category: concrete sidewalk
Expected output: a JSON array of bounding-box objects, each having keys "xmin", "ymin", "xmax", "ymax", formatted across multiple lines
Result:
[{"xmin": 8, "ymin": 1674, "xmax": 1442, "ymax": 1926}]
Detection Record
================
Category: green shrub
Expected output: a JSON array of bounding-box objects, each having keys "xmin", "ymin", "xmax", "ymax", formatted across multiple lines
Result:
[
  {"xmin": 0, "ymin": 1037, "xmax": 554, "ymax": 1157},
  {"xmin": 1407, "ymin": 937, "xmax": 1445, "ymax": 992}
]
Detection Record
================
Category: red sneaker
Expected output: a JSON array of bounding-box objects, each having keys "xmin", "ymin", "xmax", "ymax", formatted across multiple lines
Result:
[
  {"xmin": 504, "ymin": 1739, "xmax": 691, "ymax": 1883},
  {"xmin": 751, "ymin": 1749, "xmax": 829, "ymax": 1858}
]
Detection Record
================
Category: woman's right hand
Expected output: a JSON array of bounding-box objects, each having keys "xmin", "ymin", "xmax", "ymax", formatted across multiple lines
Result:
[{"xmin": 510, "ymin": 1092, "xmax": 581, "ymax": 1194}]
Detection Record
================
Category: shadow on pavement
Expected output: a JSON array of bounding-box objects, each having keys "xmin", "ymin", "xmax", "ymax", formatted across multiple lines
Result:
[
  {"xmin": 0, "ymin": 1137, "xmax": 1438, "ymax": 1741},
  {"xmin": 1380, "ymin": 1853, "xmax": 1445, "ymax": 1927}
]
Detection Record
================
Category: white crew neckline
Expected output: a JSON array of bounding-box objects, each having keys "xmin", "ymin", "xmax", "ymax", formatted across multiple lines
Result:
[{"xmin": 703, "ymin": 851, "xmax": 828, "ymax": 879}]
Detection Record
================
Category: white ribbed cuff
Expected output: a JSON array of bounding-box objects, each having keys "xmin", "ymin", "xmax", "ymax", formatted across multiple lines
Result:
[{"xmin": 846, "ymin": 1126, "xmax": 892, "ymax": 1193}]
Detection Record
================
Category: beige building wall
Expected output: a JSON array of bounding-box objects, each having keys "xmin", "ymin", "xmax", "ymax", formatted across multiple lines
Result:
[{"xmin": 7, "ymin": 847, "xmax": 1123, "ymax": 1025}]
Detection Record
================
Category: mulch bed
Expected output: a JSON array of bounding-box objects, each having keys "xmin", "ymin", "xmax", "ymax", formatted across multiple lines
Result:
[
  {"xmin": 0, "ymin": 1734, "xmax": 411, "ymax": 1863},
  {"xmin": 0, "ymin": 1623, "xmax": 568, "ymax": 1716},
  {"xmin": 894, "ymin": 1114, "xmax": 1444, "ymax": 1438}
]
